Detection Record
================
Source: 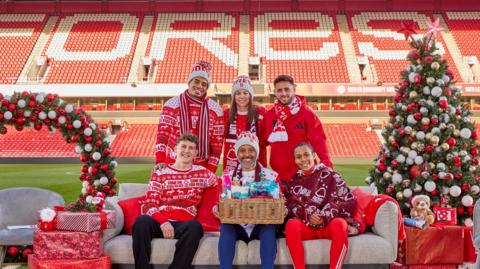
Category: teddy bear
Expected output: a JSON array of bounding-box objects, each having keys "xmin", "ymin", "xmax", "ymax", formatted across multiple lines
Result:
[{"xmin": 410, "ymin": 195, "xmax": 435, "ymax": 226}]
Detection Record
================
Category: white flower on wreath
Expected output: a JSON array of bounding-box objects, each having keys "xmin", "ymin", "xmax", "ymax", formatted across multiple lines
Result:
[{"xmin": 40, "ymin": 208, "xmax": 56, "ymax": 222}]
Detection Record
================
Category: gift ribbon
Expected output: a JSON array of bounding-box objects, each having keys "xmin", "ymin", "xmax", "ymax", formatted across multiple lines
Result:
[{"xmin": 100, "ymin": 211, "xmax": 108, "ymax": 229}]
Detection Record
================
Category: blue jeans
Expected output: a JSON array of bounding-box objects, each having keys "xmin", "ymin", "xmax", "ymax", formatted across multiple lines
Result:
[{"xmin": 218, "ymin": 224, "xmax": 277, "ymax": 269}]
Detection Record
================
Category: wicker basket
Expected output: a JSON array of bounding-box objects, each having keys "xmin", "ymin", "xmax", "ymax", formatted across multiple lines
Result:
[{"xmin": 218, "ymin": 198, "xmax": 285, "ymax": 224}]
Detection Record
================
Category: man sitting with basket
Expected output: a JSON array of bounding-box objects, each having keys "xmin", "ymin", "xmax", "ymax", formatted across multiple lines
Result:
[{"xmin": 214, "ymin": 131, "xmax": 282, "ymax": 269}]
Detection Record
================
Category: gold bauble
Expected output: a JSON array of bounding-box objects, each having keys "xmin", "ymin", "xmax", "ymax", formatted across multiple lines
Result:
[
  {"xmin": 388, "ymin": 136, "xmax": 395, "ymax": 143},
  {"xmin": 430, "ymin": 136, "xmax": 440, "ymax": 145},
  {"xmin": 421, "ymin": 118, "xmax": 430, "ymax": 125},
  {"xmin": 383, "ymin": 172, "xmax": 392, "ymax": 180},
  {"xmin": 396, "ymin": 191, "xmax": 404, "ymax": 200},
  {"xmin": 453, "ymin": 129, "xmax": 461, "ymax": 137},
  {"xmin": 441, "ymin": 143, "xmax": 450, "ymax": 151},
  {"xmin": 409, "ymin": 91, "xmax": 418, "ymax": 99}
]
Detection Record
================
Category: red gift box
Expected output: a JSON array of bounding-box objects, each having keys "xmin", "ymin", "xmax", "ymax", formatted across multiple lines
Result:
[
  {"xmin": 56, "ymin": 210, "xmax": 116, "ymax": 232},
  {"xmin": 390, "ymin": 262, "xmax": 456, "ymax": 269},
  {"xmin": 403, "ymin": 226, "xmax": 464, "ymax": 265},
  {"xmin": 463, "ymin": 226, "xmax": 478, "ymax": 262},
  {"xmin": 433, "ymin": 206, "xmax": 457, "ymax": 225},
  {"xmin": 33, "ymin": 230, "xmax": 103, "ymax": 259},
  {"xmin": 28, "ymin": 254, "xmax": 110, "ymax": 269}
]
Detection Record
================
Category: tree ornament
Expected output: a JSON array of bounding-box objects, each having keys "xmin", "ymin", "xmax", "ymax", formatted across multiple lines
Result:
[
  {"xmin": 431, "ymin": 62, "xmax": 440, "ymax": 70},
  {"xmin": 427, "ymin": 77, "xmax": 435, "ymax": 85},
  {"xmin": 449, "ymin": 185, "xmax": 462, "ymax": 197},
  {"xmin": 92, "ymin": 152, "xmax": 102, "ymax": 161},
  {"xmin": 460, "ymin": 128, "xmax": 472, "ymax": 139},
  {"xmin": 396, "ymin": 191, "xmax": 404, "ymax": 201},
  {"xmin": 424, "ymin": 181, "xmax": 436, "ymax": 192}
]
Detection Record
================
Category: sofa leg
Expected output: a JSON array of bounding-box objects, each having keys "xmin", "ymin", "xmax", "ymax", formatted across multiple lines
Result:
[{"xmin": 0, "ymin": 245, "xmax": 5, "ymax": 268}]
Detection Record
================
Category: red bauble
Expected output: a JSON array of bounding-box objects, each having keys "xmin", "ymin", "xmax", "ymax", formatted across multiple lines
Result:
[
  {"xmin": 431, "ymin": 117, "xmax": 439, "ymax": 125},
  {"xmin": 46, "ymin": 93, "xmax": 54, "ymax": 102},
  {"xmin": 103, "ymin": 149, "xmax": 110, "ymax": 156},
  {"xmin": 407, "ymin": 103, "xmax": 416, "ymax": 112},
  {"xmin": 110, "ymin": 178, "xmax": 117, "ymax": 185},
  {"xmin": 71, "ymin": 135, "xmax": 78, "ymax": 142},
  {"xmin": 378, "ymin": 164, "xmax": 387, "ymax": 171},
  {"xmin": 447, "ymin": 137, "xmax": 456, "ymax": 147},
  {"xmin": 392, "ymin": 141, "xmax": 399, "ymax": 148},
  {"xmin": 22, "ymin": 247, "xmax": 33, "ymax": 259},
  {"xmin": 431, "ymin": 189, "xmax": 438, "ymax": 196},
  {"xmin": 425, "ymin": 145, "xmax": 433, "ymax": 153},
  {"xmin": 101, "ymin": 164, "xmax": 109, "ymax": 171},
  {"xmin": 102, "ymin": 185, "xmax": 110, "ymax": 192},
  {"xmin": 43, "ymin": 119, "xmax": 51, "ymax": 125},
  {"xmin": 109, "ymin": 189, "xmax": 116, "ymax": 196},
  {"xmin": 432, "ymin": 173, "xmax": 439, "ymax": 181},
  {"xmin": 0, "ymin": 113, "xmax": 3, "ymax": 121},
  {"xmin": 8, "ymin": 103, "xmax": 16, "ymax": 112},
  {"xmin": 85, "ymin": 136, "xmax": 93, "ymax": 143},
  {"xmin": 445, "ymin": 88, "xmax": 451, "ymax": 96},
  {"xmin": 408, "ymin": 50, "xmax": 420, "ymax": 60},
  {"xmin": 458, "ymin": 207, "xmax": 465, "ymax": 215},
  {"xmin": 15, "ymin": 125, "xmax": 24, "ymax": 131},
  {"xmin": 462, "ymin": 183, "xmax": 470, "ymax": 191},
  {"xmin": 386, "ymin": 186, "xmax": 393, "ymax": 194},
  {"xmin": 445, "ymin": 173, "xmax": 453, "ymax": 181},
  {"xmin": 14, "ymin": 116, "xmax": 24, "ymax": 126},
  {"xmin": 471, "ymin": 148, "xmax": 478, "ymax": 156},
  {"xmin": 414, "ymin": 112, "xmax": 422, "ymax": 121},
  {"xmin": 445, "ymin": 69, "xmax": 454, "ymax": 80},
  {"xmin": 1, "ymin": 99, "xmax": 8, "ymax": 107},
  {"xmin": 67, "ymin": 124, "xmax": 73, "ymax": 130},
  {"xmin": 94, "ymin": 162, "xmax": 101, "ymax": 168},
  {"xmin": 439, "ymin": 100, "xmax": 448, "ymax": 108},
  {"xmin": 95, "ymin": 140, "xmax": 102, "ymax": 147},
  {"xmin": 0, "ymin": 126, "xmax": 7, "ymax": 135},
  {"xmin": 80, "ymin": 154, "xmax": 89, "ymax": 162},
  {"xmin": 456, "ymin": 173, "xmax": 463, "ymax": 181},
  {"xmin": 391, "ymin": 160, "xmax": 398, "ymax": 167},
  {"xmin": 7, "ymin": 246, "xmax": 19, "ymax": 258},
  {"xmin": 424, "ymin": 55, "xmax": 434, "ymax": 63},
  {"xmin": 409, "ymin": 165, "xmax": 422, "ymax": 179},
  {"xmin": 81, "ymin": 165, "xmax": 88, "ymax": 173},
  {"xmin": 473, "ymin": 158, "xmax": 479, "ymax": 165},
  {"xmin": 90, "ymin": 167, "xmax": 98, "ymax": 175},
  {"xmin": 34, "ymin": 124, "xmax": 42, "ymax": 131},
  {"xmin": 59, "ymin": 109, "xmax": 65, "ymax": 116},
  {"xmin": 16, "ymin": 109, "xmax": 24, "ymax": 117},
  {"xmin": 472, "ymin": 131, "xmax": 478, "ymax": 139},
  {"xmin": 467, "ymin": 206, "xmax": 474, "ymax": 216},
  {"xmin": 28, "ymin": 100, "xmax": 35, "ymax": 108},
  {"xmin": 414, "ymin": 75, "xmax": 422, "ymax": 84}
]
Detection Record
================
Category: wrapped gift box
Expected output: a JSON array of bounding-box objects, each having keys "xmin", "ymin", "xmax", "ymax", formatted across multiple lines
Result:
[
  {"xmin": 403, "ymin": 226, "xmax": 464, "ymax": 265},
  {"xmin": 432, "ymin": 206, "xmax": 457, "ymax": 225},
  {"xmin": 56, "ymin": 210, "xmax": 116, "ymax": 232},
  {"xmin": 463, "ymin": 226, "xmax": 477, "ymax": 263},
  {"xmin": 33, "ymin": 230, "xmax": 103, "ymax": 259},
  {"xmin": 28, "ymin": 254, "xmax": 110, "ymax": 269}
]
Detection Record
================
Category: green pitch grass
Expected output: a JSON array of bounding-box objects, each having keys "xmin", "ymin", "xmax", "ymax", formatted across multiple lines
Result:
[{"xmin": 0, "ymin": 164, "xmax": 370, "ymax": 203}]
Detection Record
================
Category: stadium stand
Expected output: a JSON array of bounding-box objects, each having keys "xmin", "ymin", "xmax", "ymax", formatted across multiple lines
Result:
[
  {"xmin": 149, "ymin": 13, "xmax": 239, "ymax": 83},
  {"xmin": 0, "ymin": 14, "xmax": 48, "ymax": 84},
  {"xmin": 323, "ymin": 123, "xmax": 380, "ymax": 158},
  {"xmin": 347, "ymin": 12, "xmax": 462, "ymax": 83},
  {"xmin": 0, "ymin": 126, "xmax": 76, "ymax": 157},
  {"xmin": 110, "ymin": 124, "xmax": 156, "ymax": 157},
  {"xmin": 43, "ymin": 13, "xmax": 142, "ymax": 84},
  {"xmin": 252, "ymin": 12, "xmax": 349, "ymax": 83}
]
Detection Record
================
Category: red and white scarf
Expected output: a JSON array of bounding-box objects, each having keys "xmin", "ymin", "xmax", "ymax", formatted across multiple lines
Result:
[
  {"xmin": 268, "ymin": 95, "xmax": 304, "ymax": 143},
  {"xmin": 179, "ymin": 90, "xmax": 209, "ymax": 159}
]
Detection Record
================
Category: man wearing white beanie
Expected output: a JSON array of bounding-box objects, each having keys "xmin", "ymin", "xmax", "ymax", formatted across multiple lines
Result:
[
  {"xmin": 154, "ymin": 60, "xmax": 224, "ymax": 173},
  {"xmin": 217, "ymin": 131, "xmax": 279, "ymax": 269}
]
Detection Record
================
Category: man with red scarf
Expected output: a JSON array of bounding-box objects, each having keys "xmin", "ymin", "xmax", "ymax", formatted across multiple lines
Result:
[
  {"xmin": 265, "ymin": 75, "xmax": 332, "ymax": 181},
  {"xmin": 154, "ymin": 61, "xmax": 225, "ymax": 173}
]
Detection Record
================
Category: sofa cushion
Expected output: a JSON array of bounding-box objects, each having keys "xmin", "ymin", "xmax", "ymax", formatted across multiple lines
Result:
[
  {"xmin": 247, "ymin": 234, "xmax": 395, "ymax": 265},
  {"xmin": 103, "ymin": 233, "xmax": 248, "ymax": 265},
  {"xmin": 197, "ymin": 187, "xmax": 220, "ymax": 232},
  {"xmin": 118, "ymin": 196, "xmax": 144, "ymax": 235},
  {"xmin": 352, "ymin": 188, "xmax": 374, "ymax": 233},
  {"xmin": 118, "ymin": 183, "xmax": 220, "ymax": 232}
]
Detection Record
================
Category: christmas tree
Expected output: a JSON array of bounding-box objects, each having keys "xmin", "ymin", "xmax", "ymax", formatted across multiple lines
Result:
[{"xmin": 366, "ymin": 19, "xmax": 480, "ymax": 226}]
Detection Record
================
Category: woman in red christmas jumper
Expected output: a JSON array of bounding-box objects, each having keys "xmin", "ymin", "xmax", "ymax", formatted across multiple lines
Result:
[
  {"xmin": 223, "ymin": 75, "xmax": 267, "ymax": 173},
  {"xmin": 284, "ymin": 142, "xmax": 359, "ymax": 269}
]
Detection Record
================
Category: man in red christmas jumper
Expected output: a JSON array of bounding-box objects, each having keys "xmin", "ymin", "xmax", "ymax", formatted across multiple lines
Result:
[
  {"xmin": 265, "ymin": 74, "xmax": 332, "ymax": 181},
  {"xmin": 154, "ymin": 60, "xmax": 224, "ymax": 173},
  {"xmin": 133, "ymin": 133, "xmax": 219, "ymax": 269}
]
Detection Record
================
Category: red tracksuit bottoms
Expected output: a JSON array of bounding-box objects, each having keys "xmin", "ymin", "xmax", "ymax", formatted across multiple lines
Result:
[{"xmin": 285, "ymin": 218, "xmax": 348, "ymax": 269}]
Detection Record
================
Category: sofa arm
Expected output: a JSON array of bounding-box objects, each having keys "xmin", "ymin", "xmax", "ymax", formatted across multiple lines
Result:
[
  {"xmin": 371, "ymin": 200, "xmax": 399, "ymax": 260},
  {"xmin": 103, "ymin": 196, "xmax": 124, "ymax": 243}
]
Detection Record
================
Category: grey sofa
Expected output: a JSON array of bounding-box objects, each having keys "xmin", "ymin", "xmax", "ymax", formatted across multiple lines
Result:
[
  {"xmin": 0, "ymin": 187, "xmax": 65, "ymax": 267},
  {"xmin": 103, "ymin": 183, "xmax": 399, "ymax": 269},
  {"xmin": 473, "ymin": 199, "xmax": 480, "ymax": 268}
]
